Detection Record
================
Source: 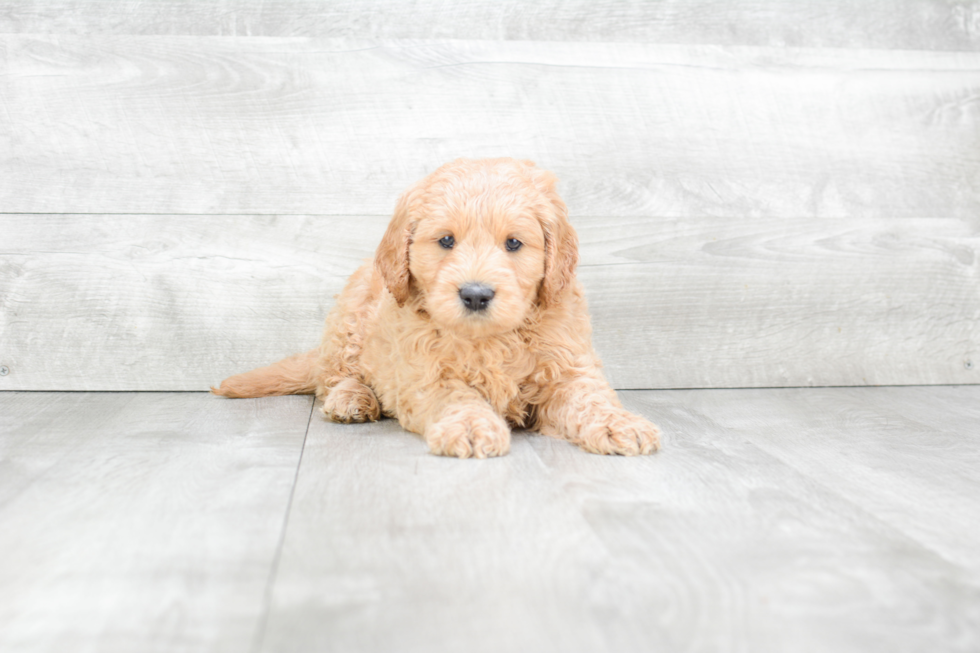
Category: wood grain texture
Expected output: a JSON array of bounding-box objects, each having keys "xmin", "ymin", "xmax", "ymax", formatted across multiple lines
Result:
[
  {"xmin": 258, "ymin": 416, "xmax": 616, "ymax": 653},
  {"xmin": 3, "ymin": 1, "xmax": 980, "ymax": 51},
  {"xmin": 0, "ymin": 392, "xmax": 313, "ymax": 653},
  {"xmin": 257, "ymin": 387, "xmax": 980, "ymax": 652},
  {"xmin": 583, "ymin": 214, "xmax": 980, "ymax": 389},
  {"xmin": 664, "ymin": 385, "xmax": 980, "ymax": 572},
  {"xmin": 1, "ymin": 388, "xmax": 977, "ymax": 652},
  {"xmin": 2, "ymin": 214, "xmax": 976, "ymax": 391},
  {"xmin": 2, "ymin": 36, "xmax": 978, "ymax": 218},
  {"xmin": 0, "ymin": 215, "xmax": 382, "ymax": 391}
]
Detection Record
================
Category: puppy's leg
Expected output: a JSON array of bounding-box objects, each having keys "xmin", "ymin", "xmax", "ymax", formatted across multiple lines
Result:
[
  {"xmin": 409, "ymin": 385, "xmax": 510, "ymax": 459},
  {"xmin": 321, "ymin": 378, "xmax": 381, "ymax": 424},
  {"xmin": 426, "ymin": 404, "xmax": 510, "ymax": 459},
  {"xmin": 536, "ymin": 375, "xmax": 660, "ymax": 455}
]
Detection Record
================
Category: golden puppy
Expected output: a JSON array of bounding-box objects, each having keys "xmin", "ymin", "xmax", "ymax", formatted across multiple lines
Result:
[{"xmin": 213, "ymin": 158, "xmax": 661, "ymax": 458}]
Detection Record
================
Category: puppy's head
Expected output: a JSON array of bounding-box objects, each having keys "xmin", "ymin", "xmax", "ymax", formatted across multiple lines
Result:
[{"xmin": 375, "ymin": 158, "xmax": 577, "ymax": 337}]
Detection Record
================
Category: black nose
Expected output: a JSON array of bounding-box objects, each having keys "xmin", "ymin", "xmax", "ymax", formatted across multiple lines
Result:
[{"xmin": 459, "ymin": 283, "xmax": 495, "ymax": 312}]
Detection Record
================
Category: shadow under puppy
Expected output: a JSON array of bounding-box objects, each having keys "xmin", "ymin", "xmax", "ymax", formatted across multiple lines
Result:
[{"xmin": 213, "ymin": 158, "xmax": 661, "ymax": 458}]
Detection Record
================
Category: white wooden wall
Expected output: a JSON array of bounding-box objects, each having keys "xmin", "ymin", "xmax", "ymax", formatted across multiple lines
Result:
[{"xmin": 0, "ymin": 1, "xmax": 978, "ymax": 390}]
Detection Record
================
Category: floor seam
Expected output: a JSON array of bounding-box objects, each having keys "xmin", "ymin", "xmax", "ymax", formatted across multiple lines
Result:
[{"xmin": 250, "ymin": 397, "xmax": 315, "ymax": 653}]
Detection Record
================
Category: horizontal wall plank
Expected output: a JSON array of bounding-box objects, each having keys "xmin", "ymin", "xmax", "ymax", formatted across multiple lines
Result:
[
  {"xmin": 0, "ymin": 392, "xmax": 312, "ymax": 653},
  {"xmin": 2, "ymin": 1, "xmax": 980, "ymax": 51},
  {"xmin": 1, "ymin": 214, "xmax": 975, "ymax": 390},
  {"xmin": 0, "ymin": 215, "xmax": 382, "ymax": 391},
  {"xmin": 2, "ymin": 37, "xmax": 978, "ymax": 218},
  {"xmin": 582, "ymin": 215, "xmax": 980, "ymax": 388}
]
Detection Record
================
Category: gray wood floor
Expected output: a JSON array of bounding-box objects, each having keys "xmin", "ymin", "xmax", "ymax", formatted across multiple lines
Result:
[{"xmin": 2, "ymin": 387, "xmax": 979, "ymax": 653}]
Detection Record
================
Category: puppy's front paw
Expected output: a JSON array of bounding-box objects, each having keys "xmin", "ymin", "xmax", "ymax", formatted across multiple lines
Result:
[
  {"xmin": 321, "ymin": 378, "xmax": 381, "ymax": 423},
  {"xmin": 425, "ymin": 405, "xmax": 510, "ymax": 459},
  {"xmin": 575, "ymin": 408, "xmax": 661, "ymax": 456}
]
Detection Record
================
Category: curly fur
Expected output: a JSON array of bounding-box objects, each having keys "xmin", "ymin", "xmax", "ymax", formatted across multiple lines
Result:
[{"xmin": 213, "ymin": 158, "xmax": 661, "ymax": 458}]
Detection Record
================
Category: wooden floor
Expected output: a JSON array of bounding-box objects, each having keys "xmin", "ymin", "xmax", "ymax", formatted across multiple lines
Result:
[{"xmin": 2, "ymin": 386, "xmax": 979, "ymax": 652}]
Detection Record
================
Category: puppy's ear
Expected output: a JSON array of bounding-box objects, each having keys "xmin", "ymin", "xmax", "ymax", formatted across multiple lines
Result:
[
  {"xmin": 532, "ymin": 169, "xmax": 579, "ymax": 307},
  {"xmin": 375, "ymin": 186, "xmax": 419, "ymax": 307}
]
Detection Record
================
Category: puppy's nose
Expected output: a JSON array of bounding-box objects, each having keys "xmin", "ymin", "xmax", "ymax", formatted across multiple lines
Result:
[{"xmin": 459, "ymin": 283, "xmax": 495, "ymax": 312}]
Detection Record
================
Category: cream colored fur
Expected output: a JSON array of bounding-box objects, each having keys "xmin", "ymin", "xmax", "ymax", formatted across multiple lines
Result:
[{"xmin": 213, "ymin": 158, "xmax": 661, "ymax": 458}]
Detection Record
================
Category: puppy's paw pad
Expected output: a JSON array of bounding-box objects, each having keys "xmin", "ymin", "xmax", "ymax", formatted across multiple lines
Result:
[
  {"xmin": 426, "ymin": 406, "xmax": 510, "ymax": 459},
  {"xmin": 321, "ymin": 379, "xmax": 381, "ymax": 424},
  {"xmin": 578, "ymin": 409, "xmax": 661, "ymax": 456}
]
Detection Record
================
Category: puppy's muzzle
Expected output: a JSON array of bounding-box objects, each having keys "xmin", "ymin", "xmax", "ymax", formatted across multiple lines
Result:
[{"xmin": 459, "ymin": 283, "xmax": 495, "ymax": 312}]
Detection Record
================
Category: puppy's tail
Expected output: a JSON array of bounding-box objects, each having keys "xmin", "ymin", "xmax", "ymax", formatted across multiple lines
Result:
[{"xmin": 210, "ymin": 349, "xmax": 318, "ymax": 398}]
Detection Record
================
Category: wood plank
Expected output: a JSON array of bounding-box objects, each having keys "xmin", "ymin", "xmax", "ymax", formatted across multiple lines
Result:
[
  {"xmin": 585, "ymin": 215, "xmax": 980, "ymax": 389},
  {"xmin": 2, "ymin": 214, "xmax": 976, "ymax": 391},
  {"xmin": 257, "ymin": 415, "xmax": 614, "ymax": 653},
  {"xmin": 2, "ymin": 36, "xmax": 978, "ymax": 217},
  {"xmin": 646, "ymin": 386, "xmax": 980, "ymax": 572},
  {"xmin": 0, "ymin": 392, "xmax": 313, "ymax": 653},
  {"xmin": 259, "ymin": 389, "xmax": 980, "ymax": 652},
  {"xmin": 0, "ymin": 215, "xmax": 384, "ymax": 391},
  {"xmin": 532, "ymin": 388, "xmax": 980, "ymax": 651},
  {"xmin": 3, "ymin": 0, "xmax": 980, "ymax": 51}
]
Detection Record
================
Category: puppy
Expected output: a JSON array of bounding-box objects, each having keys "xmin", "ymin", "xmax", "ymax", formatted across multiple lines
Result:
[{"xmin": 213, "ymin": 158, "xmax": 661, "ymax": 458}]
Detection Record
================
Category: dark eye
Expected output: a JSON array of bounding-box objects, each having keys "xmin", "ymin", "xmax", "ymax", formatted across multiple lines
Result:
[
  {"xmin": 439, "ymin": 235, "xmax": 455, "ymax": 249},
  {"xmin": 505, "ymin": 238, "xmax": 523, "ymax": 252}
]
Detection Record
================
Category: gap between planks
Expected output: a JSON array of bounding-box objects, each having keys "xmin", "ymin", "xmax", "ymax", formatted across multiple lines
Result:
[{"xmin": 250, "ymin": 397, "xmax": 317, "ymax": 653}]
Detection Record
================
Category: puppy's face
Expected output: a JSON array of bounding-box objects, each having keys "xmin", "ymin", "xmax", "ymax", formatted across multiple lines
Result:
[
  {"xmin": 409, "ymin": 197, "xmax": 546, "ymax": 337},
  {"xmin": 375, "ymin": 158, "xmax": 578, "ymax": 338}
]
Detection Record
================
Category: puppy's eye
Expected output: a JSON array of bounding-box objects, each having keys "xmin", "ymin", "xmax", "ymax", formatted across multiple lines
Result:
[
  {"xmin": 505, "ymin": 238, "xmax": 523, "ymax": 252},
  {"xmin": 439, "ymin": 235, "xmax": 455, "ymax": 249}
]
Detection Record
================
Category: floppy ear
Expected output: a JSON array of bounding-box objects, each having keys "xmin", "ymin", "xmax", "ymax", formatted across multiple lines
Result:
[
  {"xmin": 531, "ymin": 168, "xmax": 579, "ymax": 307},
  {"xmin": 374, "ymin": 186, "xmax": 419, "ymax": 307}
]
